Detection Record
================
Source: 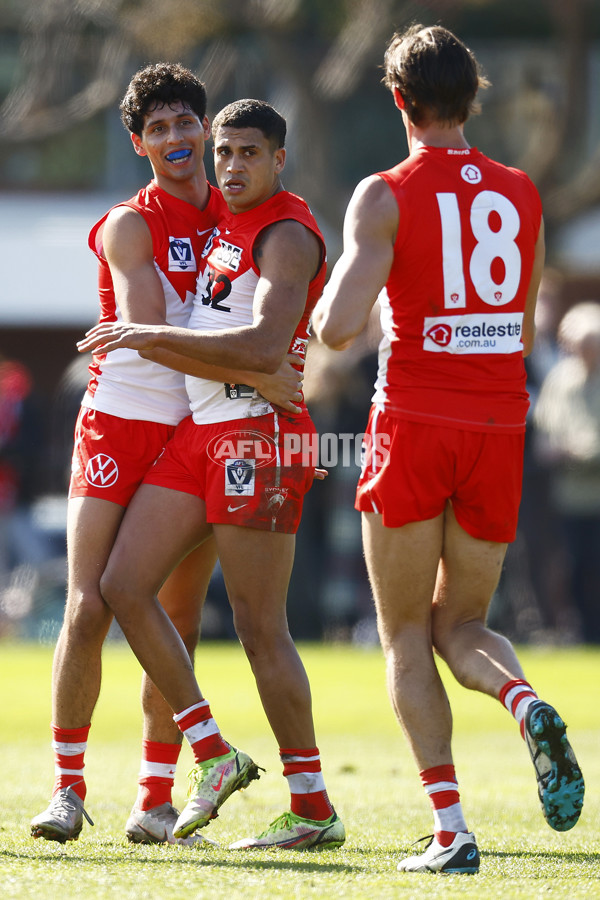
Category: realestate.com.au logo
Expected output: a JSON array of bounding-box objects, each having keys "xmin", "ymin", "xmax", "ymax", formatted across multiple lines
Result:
[{"xmin": 207, "ymin": 430, "xmax": 391, "ymax": 468}]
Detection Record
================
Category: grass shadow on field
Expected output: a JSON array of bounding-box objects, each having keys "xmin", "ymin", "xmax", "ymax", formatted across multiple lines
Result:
[
  {"xmin": 484, "ymin": 849, "xmax": 600, "ymax": 866},
  {"xmin": 0, "ymin": 844, "xmax": 370, "ymax": 875}
]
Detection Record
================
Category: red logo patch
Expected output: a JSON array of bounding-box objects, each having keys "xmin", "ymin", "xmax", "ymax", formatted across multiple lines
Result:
[{"xmin": 426, "ymin": 323, "xmax": 452, "ymax": 346}]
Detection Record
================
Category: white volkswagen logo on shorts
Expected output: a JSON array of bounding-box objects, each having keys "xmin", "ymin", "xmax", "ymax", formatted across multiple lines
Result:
[{"xmin": 85, "ymin": 453, "xmax": 119, "ymax": 487}]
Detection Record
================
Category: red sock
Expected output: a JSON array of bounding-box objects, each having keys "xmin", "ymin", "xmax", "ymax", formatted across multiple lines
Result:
[
  {"xmin": 173, "ymin": 700, "xmax": 230, "ymax": 764},
  {"xmin": 420, "ymin": 764, "xmax": 468, "ymax": 847},
  {"xmin": 280, "ymin": 747, "xmax": 333, "ymax": 821},
  {"xmin": 136, "ymin": 740, "xmax": 181, "ymax": 811},
  {"xmin": 51, "ymin": 723, "xmax": 90, "ymax": 801},
  {"xmin": 499, "ymin": 679, "xmax": 538, "ymax": 738}
]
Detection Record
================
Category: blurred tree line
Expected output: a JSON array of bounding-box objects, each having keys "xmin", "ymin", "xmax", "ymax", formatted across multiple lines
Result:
[{"xmin": 1, "ymin": 0, "xmax": 600, "ymax": 250}]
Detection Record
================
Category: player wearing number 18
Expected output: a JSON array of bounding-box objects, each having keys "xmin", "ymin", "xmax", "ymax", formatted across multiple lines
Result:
[{"xmin": 313, "ymin": 24, "xmax": 583, "ymax": 874}]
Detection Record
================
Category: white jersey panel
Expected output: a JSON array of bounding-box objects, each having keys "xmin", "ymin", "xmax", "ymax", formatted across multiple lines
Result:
[
  {"xmin": 185, "ymin": 267, "xmax": 273, "ymax": 424},
  {"xmin": 84, "ymin": 268, "xmax": 194, "ymax": 425},
  {"xmin": 372, "ymin": 288, "xmax": 394, "ymax": 409}
]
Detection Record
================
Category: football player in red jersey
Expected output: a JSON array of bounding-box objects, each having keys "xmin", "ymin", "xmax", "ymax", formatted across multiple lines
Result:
[
  {"xmin": 76, "ymin": 100, "xmax": 345, "ymax": 852},
  {"xmin": 31, "ymin": 68, "xmax": 302, "ymax": 847},
  {"xmin": 313, "ymin": 25, "xmax": 583, "ymax": 873}
]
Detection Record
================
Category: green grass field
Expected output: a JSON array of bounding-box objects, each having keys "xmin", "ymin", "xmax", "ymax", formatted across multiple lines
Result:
[{"xmin": 1, "ymin": 641, "xmax": 598, "ymax": 899}]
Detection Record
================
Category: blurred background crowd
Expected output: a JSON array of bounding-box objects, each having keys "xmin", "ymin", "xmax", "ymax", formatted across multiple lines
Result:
[{"xmin": 2, "ymin": 0, "xmax": 600, "ymax": 645}]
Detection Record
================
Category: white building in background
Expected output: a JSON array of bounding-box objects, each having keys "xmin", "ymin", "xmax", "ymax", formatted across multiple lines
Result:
[{"xmin": 0, "ymin": 192, "xmax": 122, "ymax": 327}]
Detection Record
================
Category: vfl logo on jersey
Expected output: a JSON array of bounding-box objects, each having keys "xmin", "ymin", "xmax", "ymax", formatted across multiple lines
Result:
[
  {"xmin": 423, "ymin": 313, "xmax": 524, "ymax": 355},
  {"xmin": 461, "ymin": 164, "xmax": 482, "ymax": 184},
  {"xmin": 85, "ymin": 453, "xmax": 119, "ymax": 487},
  {"xmin": 168, "ymin": 237, "xmax": 196, "ymax": 271},
  {"xmin": 225, "ymin": 459, "xmax": 255, "ymax": 496},
  {"xmin": 215, "ymin": 240, "xmax": 243, "ymax": 272}
]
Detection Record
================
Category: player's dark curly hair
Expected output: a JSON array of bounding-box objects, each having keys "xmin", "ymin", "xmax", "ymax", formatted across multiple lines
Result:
[
  {"xmin": 383, "ymin": 24, "xmax": 489, "ymax": 126},
  {"xmin": 120, "ymin": 62, "xmax": 207, "ymax": 136},
  {"xmin": 212, "ymin": 99, "xmax": 286, "ymax": 149}
]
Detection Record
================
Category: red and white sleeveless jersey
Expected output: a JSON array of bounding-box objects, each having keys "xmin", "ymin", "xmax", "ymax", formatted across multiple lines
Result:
[
  {"xmin": 372, "ymin": 146, "xmax": 542, "ymax": 432},
  {"xmin": 185, "ymin": 190, "xmax": 326, "ymax": 424},
  {"xmin": 84, "ymin": 180, "xmax": 225, "ymax": 424}
]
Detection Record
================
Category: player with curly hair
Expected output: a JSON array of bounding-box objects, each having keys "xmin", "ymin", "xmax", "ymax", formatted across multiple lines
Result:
[
  {"xmin": 30, "ymin": 64, "xmax": 301, "ymax": 847},
  {"xmin": 76, "ymin": 98, "xmax": 345, "ymax": 852}
]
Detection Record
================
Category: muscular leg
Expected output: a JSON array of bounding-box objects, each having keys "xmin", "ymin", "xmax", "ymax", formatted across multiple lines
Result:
[
  {"xmin": 141, "ymin": 539, "xmax": 218, "ymax": 743},
  {"xmin": 432, "ymin": 503, "xmax": 526, "ymax": 698},
  {"xmin": 31, "ymin": 496, "xmax": 124, "ymax": 838},
  {"xmin": 52, "ymin": 497, "xmax": 124, "ymax": 728},
  {"xmin": 127, "ymin": 538, "xmax": 218, "ymax": 840},
  {"xmin": 99, "ymin": 483, "xmax": 212, "ymax": 714},
  {"xmin": 214, "ymin": 524, "xmax": 315, "ymax": 749},
  {"xmin": 362, "ymin": 510, "xmax": 450, "ymax": 770},
  {"xmin": 431, "ymin": 504, "xmax": 585, "ymax": 835}
]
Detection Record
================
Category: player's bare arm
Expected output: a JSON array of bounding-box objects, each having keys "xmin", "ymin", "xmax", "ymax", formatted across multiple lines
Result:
[
  {"xmin": 313, "ymin": 175, "xmax": 398, "ymax": 351},
  {"xmin": 104, "ymin": 206, "xmax": 303, "ymax": 408},
  {"xmin": 247, "ymin": 217, "xmax": 321, "ymax": 369},
  {"xmin": 101, "ymin": 206, "xmax": 168, "ymax": 323},
  {"xmin": 521, "ymin": 219, "xmax": 546, "ymax": 357},
  {"xmin": 77, "ymin": 219, "xmax": 319, "ymax": 374},
  {"xmin": 140, "ymin": 347, "xmax": 305, "ymax": 413}
]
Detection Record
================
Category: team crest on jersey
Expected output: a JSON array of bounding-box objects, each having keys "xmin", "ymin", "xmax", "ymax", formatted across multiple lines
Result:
[
  {"xmin": 225, "ymin": 459, "xmax": 255, "ymax": 495},
  {"xmin": 215, "ymin": 240, "xmax": 243, "ymax": 272},
  {"xmin": 168, "ymin": 236, "xmax": 196, "ymax": 271}
]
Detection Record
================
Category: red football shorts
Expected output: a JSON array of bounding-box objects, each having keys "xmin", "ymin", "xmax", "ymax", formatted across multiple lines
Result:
[
  {"xmin": 356, "ymin": 406, "xmax": 525, "ymax": 543},
  {"xmin": 69, "ymin": 407, "xmax": 176, "ymax": 506},
  {"xmin": 143, "ymin": 412, "xmax": 316, "ymax": 534}
]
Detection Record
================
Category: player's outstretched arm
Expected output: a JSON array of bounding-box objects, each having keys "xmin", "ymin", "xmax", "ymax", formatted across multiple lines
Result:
[
  {"xmin": 139, "ymin": 347, "xmax": 305, "ymax": 414},
  {"xmin": 78, "ymin": 220, "xmax": 319, "ymax": 375},
  {"xmin": 313, "ymin": 175, "xmax": 397, "ymax": 351}
]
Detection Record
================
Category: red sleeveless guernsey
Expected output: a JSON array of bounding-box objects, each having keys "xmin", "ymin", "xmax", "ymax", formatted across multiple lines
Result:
[
  {"xmin": 372, "ymin": 146, "xmax": 542, "ymax": 432},
  {"xmin": 84, "ymin": 180, "xmax": 224, "ymax": 424},
  {"xmin": 185, "ymin": 189, "xmax": 326, "ymax": 424}
]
